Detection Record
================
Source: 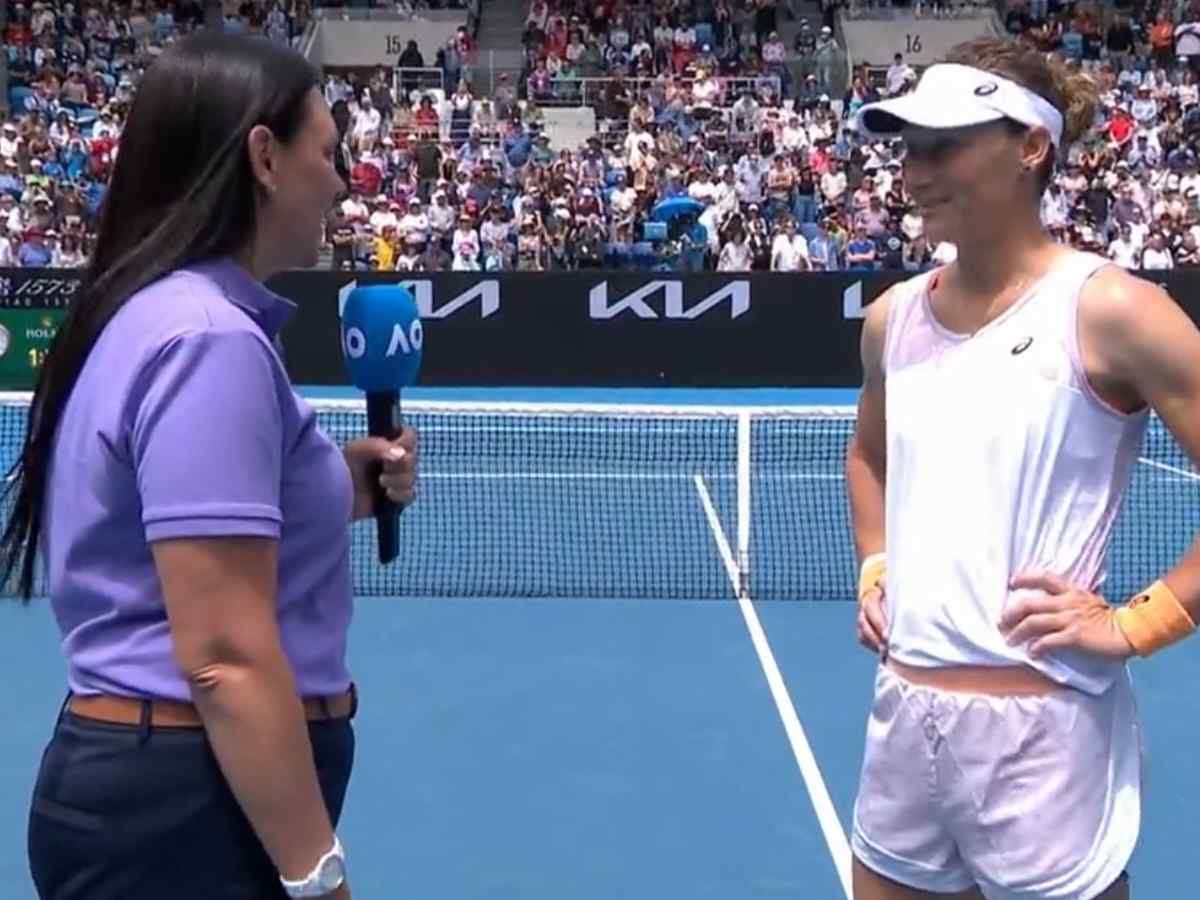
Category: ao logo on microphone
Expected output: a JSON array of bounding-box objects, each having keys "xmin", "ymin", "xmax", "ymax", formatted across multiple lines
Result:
[{"xmin": 343, "ymin": 318, "xmax": 424, "ymax": 359}]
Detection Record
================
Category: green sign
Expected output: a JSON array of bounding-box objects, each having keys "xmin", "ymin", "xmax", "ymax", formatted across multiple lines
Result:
[
  {"xmin": 0, "ymin": 308, "xmax": 67, "ymax": 390},
  {"xmin": 0, "ymin": 270, "xmax": 80, "ymax": 391}
]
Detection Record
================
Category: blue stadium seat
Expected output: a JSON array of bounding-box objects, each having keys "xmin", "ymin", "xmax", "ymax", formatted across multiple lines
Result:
[
  {"xmin": 72, "ymin": 108, "xmax": 100, "ymax": 133},
  {"xmin": 694, "ymin": 23, "xmax": 714, "ymax": 49},
  {"xmin": 632, "ymin": 241, "xmax": 658, "ymax": 269},
  {"xmin": 7, "ymin": 86, "xmax": 35, "ymax": 114},
  {"xmin": 643, "ymin": 221, "xmax": 667, "ymax": 241}
]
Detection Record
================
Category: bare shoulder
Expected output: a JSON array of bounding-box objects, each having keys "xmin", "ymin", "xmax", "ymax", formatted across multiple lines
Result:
[
  {"xmin": 1078, "ymin": 263, "xmax": 1179, "ymax": 337},
  {"xmin": 860, "ymin": 277, "xmax": 924, "ymax": 377},
  {"xmin": 862, "ymin": 279, "xmax": 913, "ymax": 342},
  {"xmin": 1078, "ymin": 261, "xmax": 1200, "ymax": 409}
]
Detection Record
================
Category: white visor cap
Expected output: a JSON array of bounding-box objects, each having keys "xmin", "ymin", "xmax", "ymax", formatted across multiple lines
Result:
[{"xmin": 853, "ymin": 63, "xmax": 1064, "ymax": 148}]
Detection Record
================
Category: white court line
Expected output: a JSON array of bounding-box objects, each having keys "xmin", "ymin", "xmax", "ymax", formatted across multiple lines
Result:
[
  {"xmin": 737, "ymin": 413, "xmax": 752, "ymax": 598},
  {"xmin": 421, "ymin": 472, "xmax": 844, "ymax": 481},
  {"xmin": 692, "ymin": 473, "xmax": 853, "ymax": 899},
  {"xmin": 1137, "ymin": 457, "xmax": 1200, "ymax": 481}
]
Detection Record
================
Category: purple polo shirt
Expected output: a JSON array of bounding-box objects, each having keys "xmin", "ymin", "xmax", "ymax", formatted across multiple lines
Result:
[{"xmin": 44, "ymin": 258, "xmax": 355, "ymax": 701}]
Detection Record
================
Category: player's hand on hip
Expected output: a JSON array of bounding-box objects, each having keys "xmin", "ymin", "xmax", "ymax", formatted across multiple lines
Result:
[
  {"xmin": 1000, "ymin": 571, "xmax": 1135, "ymax": 660},
  {"xmin": 344, "ymin": 427, "xmax": 419, "ymax": 520},
  {"xmin": 857, "ymin": 575, "xmax": 888, "ymax": 655}
]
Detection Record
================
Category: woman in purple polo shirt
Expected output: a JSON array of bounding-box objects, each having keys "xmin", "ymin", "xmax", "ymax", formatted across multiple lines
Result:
[{"xmin": 0, "ymin": 33, "xmax": 416, "ymax": 900}]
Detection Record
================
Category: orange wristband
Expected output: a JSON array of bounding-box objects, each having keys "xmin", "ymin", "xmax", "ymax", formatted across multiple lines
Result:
[
  {"xmin": 858, "ymin": 553, "xmax": 886, "ymax": 603},
  {"xmin": 1113, "ymin": 580, "xmax": 1196, "ymax": 657}
]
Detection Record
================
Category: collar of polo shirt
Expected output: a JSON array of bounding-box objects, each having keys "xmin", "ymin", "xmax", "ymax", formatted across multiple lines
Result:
[{"xmin": 188, "ymin": 257, "xmax": 297, "ymax": 338}]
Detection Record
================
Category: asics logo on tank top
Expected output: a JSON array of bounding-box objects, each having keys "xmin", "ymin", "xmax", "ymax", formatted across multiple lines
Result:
[{"xmin": 1011, "ymin": 337, "xmax": 1034, "ymax": 355}]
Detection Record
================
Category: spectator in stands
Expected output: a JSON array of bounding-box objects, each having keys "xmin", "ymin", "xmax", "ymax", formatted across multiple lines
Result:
[
  {"xmin": 885, "ymin": 53, "xmax": 915, "ymax": 97},
  {"xmin": 326, "ymin": 73, "xmax": 350, "ymax": 109},
  {"xmin": 396, "ymin": 233, "xmax": 424, "ymax": 271},
  {"xmin": 1176, "ymin": 230, "xmax": 1200, "ymax": 265},
  {"xmin": 903, "ymin": 231, "xmax": 935, "ymax": 270},
  {"xmin": 10, "ymin": 0, "xmax": 1200, "ymax": 278},
  {"xmin": 1109, "ymin": 221, "xmax": 1140, "ymax": 268},
  {"xmin": 493, "ymin": 73, "xmax": 517, "ymax": 122},
  {"xmin": 350, "ymin": 93, "xmax": 382, "ymax": 154},
  {"xmin": 745, "ymin": 204, "xmax": 771, "ymax": 266},
  {"xmin": 528, "ymin": 58, "xmax": 553, "ymax": 102},
  {"xmin": 453, "ymin": 242, "xmax": 482, "ymax": 270},
  {"xmin": 27, "ymin": 193, "xmax": 56, "ymax": 233},
  {"xmin": 414, "ymin": 95, "xmax": 441, "ymax": 134},
  {"xmin": 329, "ymin": 210, "xmax": 356, "ymax": 270},
  {"xmin": 802, "ymin": 215, "xmax": 835, "ymax": 269},
  {"xmin": 820, "ymin": 157, "xmax": 847, "ymax": 211},
  {"xmin": 855, "ymin": 193, "xmax": 890, "ymax": 239},
  {"xmin": 398, "ymin": 40, "xmax": 426, "ymax": 97},
  {"xmin": 1, "ymin": 123, "xmax": 22, "ymax": 164},
  {"xmin": 373, "ymin": 224, "xmax": 397, "ymax": 271},
  {"xmin": 451, "ymin": 210, "xmax": 480, "ymax": 260},
  {"xmin": 771, "ymin": 216, "xmax": 809, "ymax": 270},
  {"xmin": 717, "ymin": 226, "xmax": 753, "ymax": 269},
  {"xmin": 18, "ymin": 228, "xmax": 52, "ymax": 267},
  {"xmin": 448, "ymin": 80, "xmax": 476, "ymax": 145},
  {"xmin": 762, "ymin": 31, "xmax": 788, "ymax": 81},
  {"xmin": 672, "ymin": 15, "xmax": 698, "ymax": 73},
  {"xmin": 0, "ymin": 228, "xmax": 17, "ymax": 267},
  {"xmin": 1142, "ymin": 230, "xmax": 1175, "ymax": 268},
  {"xmin": 844, "ymin": 223, "xmax": 877, "ymax": 269},
  {"xmin": 421, "ymin": 233, "xmax": 451, "ymax": 271},
  {"xmin": 1106, "ymin": 16, "xmax": 1137, "ymax": 71},
  {"xmin": 814, "ymin": 26, "xmax": 838, "ymax": 91}
]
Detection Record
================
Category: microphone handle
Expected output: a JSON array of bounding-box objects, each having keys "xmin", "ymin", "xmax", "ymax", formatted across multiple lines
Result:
[{"xmin": 366, "ymin": 391, "xmax": 402, "ymax": 565}]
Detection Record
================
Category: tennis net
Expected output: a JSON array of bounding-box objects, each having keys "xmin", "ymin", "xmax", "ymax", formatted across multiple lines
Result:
[{"xmin": 0, "ymin": 394, "xmax": 1196, "ymax": 601}]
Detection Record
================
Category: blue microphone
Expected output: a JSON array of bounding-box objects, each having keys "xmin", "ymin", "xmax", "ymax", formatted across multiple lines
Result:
[{"xmin": 340, "ymin": 283, "xmax": 423, "ymax": 564}]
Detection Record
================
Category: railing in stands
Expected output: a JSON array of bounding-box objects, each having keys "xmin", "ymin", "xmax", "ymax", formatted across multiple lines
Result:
[
  {"xmin": 532, "ymin": 75, "xmax": 784, "ymax": 110},
  {"xmin": 311, "ymin": 5, "xmax": 469, "ymax": 20},
  {"xmin": 392, "ymin": 67, "xmax": 447, "ymax": 104}
]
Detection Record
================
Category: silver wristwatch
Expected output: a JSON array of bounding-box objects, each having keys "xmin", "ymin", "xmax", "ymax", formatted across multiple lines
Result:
[{"xmin": 280, "ymin": 836, "xmax": 347, "ymax": 898}]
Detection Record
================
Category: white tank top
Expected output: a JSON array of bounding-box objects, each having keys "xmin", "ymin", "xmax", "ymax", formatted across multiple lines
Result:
[{"xmin": 882, "ymin": 251, "xmax": 1148, "ymax": 695}]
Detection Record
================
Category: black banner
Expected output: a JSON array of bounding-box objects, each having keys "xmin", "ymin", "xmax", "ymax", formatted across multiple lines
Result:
[
  {"xmin": 274, "ymin": 271, "xmax": 905, "ymax": 387},
  {"xmin": 3, "ymin": 267, "xmax": 1198, "ymax": 387},
  {"xmin": 0, "ymin": 269, "xmax": 82, "ymax": 309}
]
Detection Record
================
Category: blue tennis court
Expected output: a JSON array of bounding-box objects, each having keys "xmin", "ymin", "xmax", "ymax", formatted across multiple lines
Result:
[{"xmin": 1, "ymin": 387, "xmax": 1198, "ymax": 899}]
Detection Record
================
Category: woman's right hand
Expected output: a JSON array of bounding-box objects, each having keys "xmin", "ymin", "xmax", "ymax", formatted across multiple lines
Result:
[{"xmin": 857, "ymin": 575, "xmax": 888, "ymax": 656}]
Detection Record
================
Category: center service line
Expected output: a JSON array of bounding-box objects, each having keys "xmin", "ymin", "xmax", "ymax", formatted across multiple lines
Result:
[{"xmin": 692, "ymin": 474, "xmax": 853, "ymax": 899}]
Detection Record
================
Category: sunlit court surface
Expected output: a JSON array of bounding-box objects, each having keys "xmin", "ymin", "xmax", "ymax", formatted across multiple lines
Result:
[{"xmin": 2, "ymin": 386, "xmax": 1199, "ymax": 900}]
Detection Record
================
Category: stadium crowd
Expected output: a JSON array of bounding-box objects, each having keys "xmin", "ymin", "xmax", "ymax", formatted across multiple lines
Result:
[
  {"xmin": 6, "ymin": 0, "xmax": 1200, "ymax": 271},
  {"xmin": 0, "ymin": 0, "xmax": 307, "ymax": 267}
]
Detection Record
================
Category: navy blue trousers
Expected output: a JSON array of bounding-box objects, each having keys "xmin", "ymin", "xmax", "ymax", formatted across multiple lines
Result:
[{"xmin": 28, "ymin": 699, "xmax": 355, "ymax": 900}]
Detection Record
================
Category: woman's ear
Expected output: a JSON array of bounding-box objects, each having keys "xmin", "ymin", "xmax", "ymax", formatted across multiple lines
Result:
[
  {"xmin": 246, "ymin": 124, "xmax": 278, "ymax": 196},
  {"xmin": 1020, "ymin": 127, "xmax": 1055, "ymax": 175}
]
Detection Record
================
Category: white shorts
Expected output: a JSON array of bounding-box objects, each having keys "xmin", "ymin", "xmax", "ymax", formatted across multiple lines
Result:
[{"xmin": 851, "ymin": 664, "xmax": 1142, "ymax": 900}]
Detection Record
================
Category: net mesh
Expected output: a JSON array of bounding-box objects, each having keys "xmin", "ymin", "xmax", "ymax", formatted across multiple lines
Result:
[{"xmin": 0, "ymin": 394, "xmax": 1196, "ymax": 601}]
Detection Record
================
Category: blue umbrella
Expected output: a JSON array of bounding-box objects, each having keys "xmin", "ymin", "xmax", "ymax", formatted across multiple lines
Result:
[{"xmin": 652, "ymin": 196, "xmax": 705, "ymax": 222}]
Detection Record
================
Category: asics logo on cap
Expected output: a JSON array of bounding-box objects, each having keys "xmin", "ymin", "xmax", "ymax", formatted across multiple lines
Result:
[
  {"xmin": 974, "ymin": 83, "xmax": 999, "ymax": 96},
  {"xmin": 1011, "ymin": 337, "xmax": 1034, "ymax": 355}
]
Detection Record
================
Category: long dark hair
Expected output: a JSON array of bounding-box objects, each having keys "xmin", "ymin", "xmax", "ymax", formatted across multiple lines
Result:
[{"xmin": 1, "ymin": 32, "xmax": 319, "ymax": 601}]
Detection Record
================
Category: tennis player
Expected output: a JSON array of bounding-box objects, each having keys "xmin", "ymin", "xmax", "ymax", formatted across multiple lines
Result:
[
  {"xmin": 0, "ymin": 34, "xmax": 416, "ymax": 900},
  {"xmin": 845, "ymin": 37, "xmax": 1200, "ymax": 899}
]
